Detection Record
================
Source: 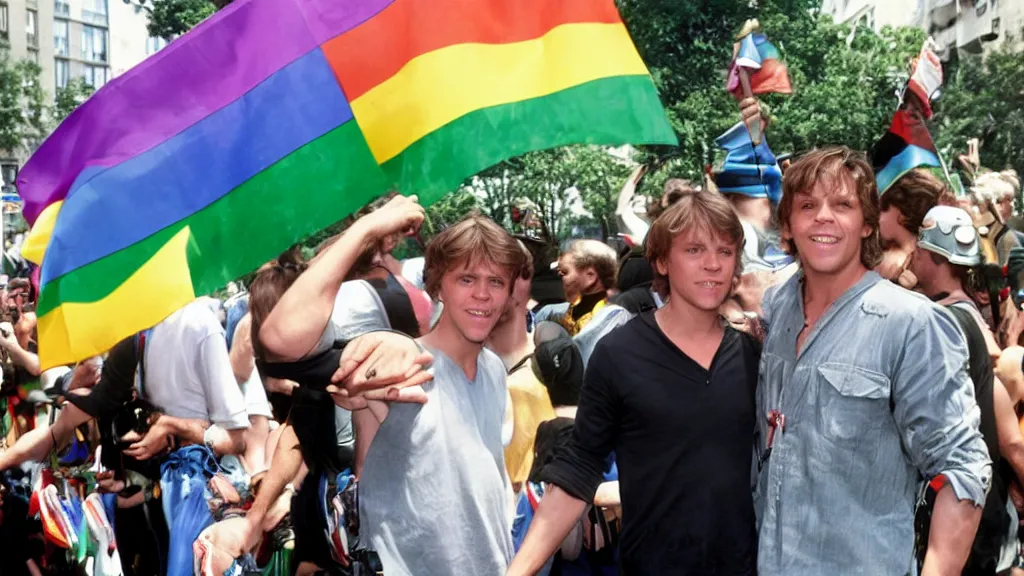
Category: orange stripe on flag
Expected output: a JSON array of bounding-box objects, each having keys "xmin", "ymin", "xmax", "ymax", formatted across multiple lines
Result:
[{"xmin": 323, "ymin": 0, "xmax": 622, "ymax": 101}]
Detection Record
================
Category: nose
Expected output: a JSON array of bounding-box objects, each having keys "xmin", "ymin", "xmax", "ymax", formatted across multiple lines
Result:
[
  {"xmin": 814, "ymin": 202, "xmax": 835, "ymax": 223},
  {"xmin": 702, "ymin": 251, "xmax": 724, "ymax": 272},
  {"xmin": 472, "ymin": 280, "xmax": 490, "ymax": 300}
]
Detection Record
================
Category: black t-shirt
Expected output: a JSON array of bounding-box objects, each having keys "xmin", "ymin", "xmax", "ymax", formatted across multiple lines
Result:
[
  {"xmin": 539, "ymin": 312, "xmax": 760, "ymax": 575},
  {"xmin": 944, "ymin": 303, "xmax": 1009, "ymax": 569},
  {"xmin": 64, "ymin": 337, "xmax": 137, "ymax": 420}
]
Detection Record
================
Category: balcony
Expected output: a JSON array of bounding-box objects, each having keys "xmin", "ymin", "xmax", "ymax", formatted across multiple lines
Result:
[
  {"xmin": 54, "ymin": 1, "xmax": 69, "ymax": 17},
  {"xmin": 81, "ymin": 9, "xmax": 107, "ymax": 25}
]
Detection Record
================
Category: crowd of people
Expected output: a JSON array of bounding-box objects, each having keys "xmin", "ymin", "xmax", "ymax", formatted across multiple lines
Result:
[{"xmin": 0, "ymin": 64, "xmax": 1023, "ymax": 576}]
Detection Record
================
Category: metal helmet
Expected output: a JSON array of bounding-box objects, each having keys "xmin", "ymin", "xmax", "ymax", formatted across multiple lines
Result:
[{"xmin": 917, "ymin": 205, "xmax": 980, "ymax": 267}]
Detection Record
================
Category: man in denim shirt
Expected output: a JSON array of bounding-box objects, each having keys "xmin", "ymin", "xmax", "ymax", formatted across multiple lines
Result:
[{"xmin": 756, "ymin": 147, "xmax": 992, "ymax": 575}]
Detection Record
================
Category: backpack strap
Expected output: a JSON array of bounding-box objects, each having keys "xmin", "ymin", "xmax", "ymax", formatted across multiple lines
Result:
[{"xmin": 134, "ymin": 328, "xmax": 153, "ymax": 399}]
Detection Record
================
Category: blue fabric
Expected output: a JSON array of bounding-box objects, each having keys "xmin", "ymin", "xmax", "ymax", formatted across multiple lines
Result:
[
  {"xmin": 713, "ymin": 121, "xmax": 783, "ymax": 204},
  {"xmin": 224, "ymin": 295, "xmax": 249, "ymax": 350},
  {"xmin": 160, "ymin": 445, "xmax": 218, "ymax": 576}
]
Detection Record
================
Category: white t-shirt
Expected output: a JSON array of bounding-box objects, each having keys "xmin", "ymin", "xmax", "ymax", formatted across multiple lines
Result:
[
  {"xmin": 241, "ymin": 368, "xmax": 274, "ymax": 419},
  {"xmin": 143, "ymin": 300, "xmax": 250, "ymax": 430},
  {"xmin": 312, "ymin": 280, "xmax": 391, "ymax": 354}
]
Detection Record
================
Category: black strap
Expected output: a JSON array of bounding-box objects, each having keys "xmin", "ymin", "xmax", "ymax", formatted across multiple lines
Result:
[
  {"xmin": 507, "ymin": 354, "xmax": 532, "ymax": 376},
  {"xmin": 366, "ymin": 273, "xmax": 420, "ymax": 338}
]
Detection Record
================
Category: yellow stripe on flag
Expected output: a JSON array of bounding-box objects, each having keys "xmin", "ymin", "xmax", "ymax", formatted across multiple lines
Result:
[
  {"xmin": 38, "ymin": 226, "xmax": 197, "ymax": 369},
  {"xmin": 22, "ymin": 200, "xmax": 63, "ymax": 265},
  {"xmin": 351, "ymin": 22, "xmax": 648, "ymax": 163}
]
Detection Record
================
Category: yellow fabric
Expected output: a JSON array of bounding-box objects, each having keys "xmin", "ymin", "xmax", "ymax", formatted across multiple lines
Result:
[
  {"xmin": 351, "ymin": 22, "xmax": 648, "ymax": 163},
  {"xmin": 504, "ymin": 366, "xmax": 556, "ymax": 488},
  {"xmin": 38, "ymin": 226, "xmax": 196, "ymax": 369},
  {"xmin": 561, "ymin": 297, "xmax": 608, "ymax": 336},
  {"xmin": 21, "ymin": 200, "xmax": 63, "ymax": 265}
]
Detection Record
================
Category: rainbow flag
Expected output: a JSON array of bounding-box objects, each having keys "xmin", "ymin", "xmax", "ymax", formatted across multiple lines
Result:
[
  {"xmin": 872, "ymin": 107, "xmax": 941, "ymax": 194},
  {"xmin": 726, "ymin": 32, "xmax": 792, "ymax": 98},
  {"xmin": 18, "ymin": 0, "xmax": 676, "ymax": 369}
]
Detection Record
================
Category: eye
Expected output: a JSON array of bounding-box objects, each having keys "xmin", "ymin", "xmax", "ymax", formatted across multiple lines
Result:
[
  {"xmin": 801, "ymin": 202, "xmax": 814, "ymax": 210},
  {"xmin": 489, "ymin": 278, "xmax": 505, "ymax": 288},
  {"xmin": 686, "ymin": 246, "xmax": 701, "ymax": 254},
  {"xmin": 459, "ymin": 276, "xmax": 473, "ymax": 285},
  {"xmin": 719, "ymin": 248, "xmax": 734, "ymax": 257}
]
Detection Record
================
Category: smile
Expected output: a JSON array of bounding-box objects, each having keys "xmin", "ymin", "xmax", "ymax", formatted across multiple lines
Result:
[
  {"xmin": 698, "ymin": 281, "xmax": 723, "ymax": 288},
  {"xmin": 467, "ymin": 310, "xmax": 492, "ymax": 318},
  {"xmin": 810, "ymin": 236, "xmax": 839, "ymax": 244}
]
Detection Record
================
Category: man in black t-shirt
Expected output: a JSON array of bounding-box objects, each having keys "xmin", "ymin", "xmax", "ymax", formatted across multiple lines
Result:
[{"xmin": 510, "ymin": 191, "xmax": 760, "ymax": 575}]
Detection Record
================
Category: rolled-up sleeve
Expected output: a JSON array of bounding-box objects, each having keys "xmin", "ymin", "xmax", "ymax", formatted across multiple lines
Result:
[
  {"xmin": 892, "ymin": 306, "xmax": 991, "ymax": 506},
  {"xmin": 537, "ymin": 338, "xmax": 621, "ymax": 502}
]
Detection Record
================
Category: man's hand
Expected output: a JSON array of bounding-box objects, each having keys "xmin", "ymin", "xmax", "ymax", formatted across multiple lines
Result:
[
  {"xmin": 194, "ymin": 516, "xmax": 260, "ymax": 575},
  {"xmin": 68, "ymin": 359, "xmax": 101, "ymax": 391},
  {"xmin": 739, "ymin": 97, "xmax": 766, "ymax": 133},
  {"xmin": 0, "ymin": 322, "xmax": 16, "ymax": 349},
  {"xmin": 355, "ymin": 195, "xmax": 426, "ymax": 242},
  {"xmin": 122, "ymin": 416, "xmax": 175, "ymax": 460},
  {"xmin": 95, "ymin": 471, "xmax": 126, "ymax": 494},
  {"xmin": 328, "ymin": 331, "xmax": 433, "ymax": 408}
]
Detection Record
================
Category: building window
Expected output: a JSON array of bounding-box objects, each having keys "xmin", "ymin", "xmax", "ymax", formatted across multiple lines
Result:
[
  {"xmin": 81, "ymin": 25, "xmax": 107, "ymax": 62},
  {"xmin": 0, "ymin": 3, "xmax": 8, "ymax": 42},
  {"xmin": 81, "ymin": 0, "xmax": 106, "ymax": 25},
  {"xmin": 54, "ymin": 0, "xmax": 69, "ymax": 18},
  {"xmin": 856, "ymin": 6, "xmax": 875, "ymax": 29},
  {"xmin": 53, "ymin": 20, "xmax": 68, "ymax": 56},
  {"xmin": 54, "ymin": 58, "xmax": 68, "ymax": 89},
  {"xmin": 146, "ymin": 36, "xmax": 167, "ymax": 55},
  {"xmin": 25, "ymin": 9, "xmax": 37, "ymax": 48},
  {"xmin": 82, "ymin": 64, "xmax": 107, "ymax": 88},
  {"xmin": 27, "ymin": 48, "xmax": 37, "ymax": 63},
  {"xmin": 1, "ymin": 164, "xmax": 16, "ymax": 187}
]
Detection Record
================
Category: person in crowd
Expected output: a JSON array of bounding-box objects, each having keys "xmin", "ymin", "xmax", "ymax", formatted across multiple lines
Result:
[
  {"xmin": 875, "ymin": 168, "xmax": 955, "ymax": 286},
  {"xmin": 488, "ymin": 243, "xmax": 556, "ymax": 493},
  {"xmin": 350, "ymin": 213, "xmax": 527, "ymax": 575},
  {"xmin": 198, "ymin": 196, "xmax": 433, "ymax": 575},
  {"xmin": 755, "ymin": 146, "xmax": 990, "ymax": 575},
  {"xmin": 509, "ymin": 190, "xmax": 761, "ymax": 575},
  {"xmin": 908, "ymin": 204, "xmax": 1024, "ymax": 573}
]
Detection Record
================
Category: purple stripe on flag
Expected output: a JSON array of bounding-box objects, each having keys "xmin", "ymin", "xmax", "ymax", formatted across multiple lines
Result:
[{"xmin": 17, "ymin": 0, "xmax": 394, "ymax": 223}]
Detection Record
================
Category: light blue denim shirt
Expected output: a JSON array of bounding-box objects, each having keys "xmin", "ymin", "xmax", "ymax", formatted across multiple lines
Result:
[{"xmin": 755, "ymin": 270, "xmax": 991, "ymax": 575}]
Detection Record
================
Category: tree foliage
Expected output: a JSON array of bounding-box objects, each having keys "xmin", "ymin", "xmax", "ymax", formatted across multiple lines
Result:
[
  {"xmin": 0, "ymin": 59, "xmax": 48, "ymax": 156},
  {"xmin": 144, "ymin": 0, "xmax": 216, "ymax": 39},
  {"xmin": 932, "ymin": 39, "xmax": 1024, "ymax": 180},
  {"xmin": 53, "ymin": 78, "xmax": 96, "ymax": 124}
]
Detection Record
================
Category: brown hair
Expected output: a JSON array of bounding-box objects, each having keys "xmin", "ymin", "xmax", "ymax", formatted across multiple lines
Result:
[
  {"xmin": 662, "ymin": 178, "xmax": 701, "ymax": 207},
  {"xmin": 517, "ymin": 240, "xmax": 535, "ymax": 281},
  {"xmin": 423, "ymin": 214, "xmax": 528, "ymax": 298},
  {"xmin": 249, "ymin": 250, "xmax": 307, "ymax": 361},
  {"xmin": 778, "ymin": 147, "xmax": 883, "ymax": 269},
  {"xmin": 645, "ymin": 190, "xmax": 745, "ymax": 299},
  {"xmin": 880, "ymin": 168, "xmax": 955, "ymax": 236},
  {"xmin": 564, "ymin": 240, "xmax": 618, "ymax": 292}
]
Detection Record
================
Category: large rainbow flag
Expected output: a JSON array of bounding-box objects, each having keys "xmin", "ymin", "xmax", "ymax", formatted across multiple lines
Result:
[{"xmin": 19, "ymin": 0, "xmax": 676, "ymax": 369}]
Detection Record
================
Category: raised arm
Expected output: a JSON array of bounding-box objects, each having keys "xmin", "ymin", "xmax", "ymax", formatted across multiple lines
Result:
[{"xmin": 259, "ymin": 195, "xmax": 424, "ymax": 361}]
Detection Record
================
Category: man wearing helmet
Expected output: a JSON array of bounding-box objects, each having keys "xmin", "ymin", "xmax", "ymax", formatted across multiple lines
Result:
[{"xmin": 909, "ymin": 205, "xmax": 1024, "ymax": 574}]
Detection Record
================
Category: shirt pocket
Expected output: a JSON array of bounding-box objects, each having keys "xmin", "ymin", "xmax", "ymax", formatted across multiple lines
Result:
[{"xmin": 817, "ymin": 363, "xmax": 892, "ymax": 442}]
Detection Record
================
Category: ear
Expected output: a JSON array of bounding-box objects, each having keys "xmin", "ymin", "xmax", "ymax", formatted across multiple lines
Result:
[
  {"xmin": 654, "ymin": 257, "xmax": 669, "ymax": 278},
  {"xmin": 861, "ymin": 223, "xmax": 873, "ymax": 239}
]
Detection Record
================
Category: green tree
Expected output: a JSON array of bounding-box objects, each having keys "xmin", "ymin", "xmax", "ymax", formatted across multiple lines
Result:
[
  {"xmin": 134, "ymin": 0, "xmax": 216, "ymax": 40},
  {"xmin": 932, "ymin": 39, "xmax": 1024, "ymax": 180},
  {"xmin": 0, "ymin": 59, "xmax": 48, "ymax": 155},
  {"xmin": 53, "ymin": 78, "xmax": 95, "ymax": 124}
]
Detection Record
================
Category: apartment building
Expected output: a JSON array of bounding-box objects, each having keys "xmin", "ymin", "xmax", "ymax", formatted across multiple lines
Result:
[
  {"xmin": 821, "ymin": 0, "xmax": 1024, "ymax": 57},
  {"xmin": 0, "ymin": 0, "xmax": 166, "ymax": 198}
]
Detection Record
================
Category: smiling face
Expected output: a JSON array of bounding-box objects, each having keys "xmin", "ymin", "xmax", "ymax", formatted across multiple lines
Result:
[
  {"xmin": 784, "ymin": 178, "xmax": 873, "ymax": 280},
  {"xmin": 655, "ymin": 228, "xmax": 738, "ymax": 312},
  {"xmin": 436, "ymin": 260, "xmax": 513, "ymax": 345}
]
